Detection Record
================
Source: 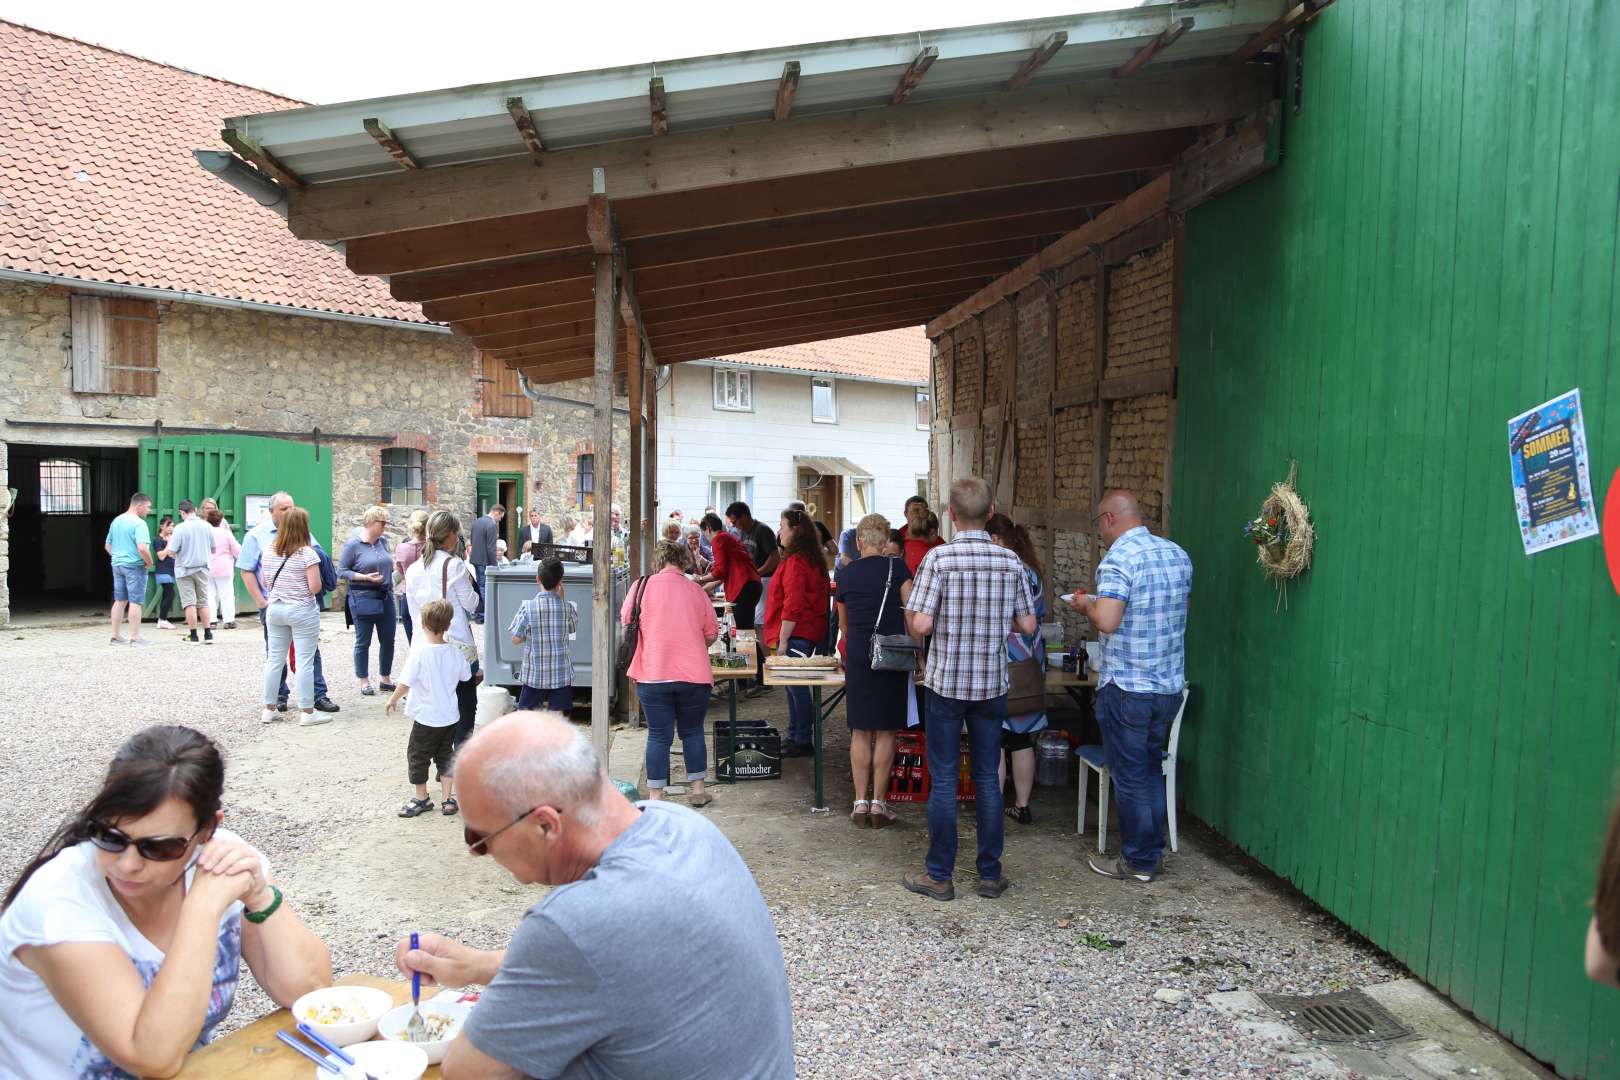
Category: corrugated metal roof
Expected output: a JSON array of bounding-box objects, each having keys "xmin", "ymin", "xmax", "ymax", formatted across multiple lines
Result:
[{"xmin": 226, "ymin": 2, "xmax": 1284, "ymax": 186}]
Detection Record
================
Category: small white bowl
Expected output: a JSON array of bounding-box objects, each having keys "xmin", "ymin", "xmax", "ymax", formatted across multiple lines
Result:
[
  {"xmin": 376, "ymin": 1000, "xmax": 472, "ymax": 1064},
  {"xmin": 309, "ymin": 1040, "xmax": 429, "ymax": 1080},
  {"xmin": 289, "ymin": 985, "xmax": 394, "ymax": 1048}
]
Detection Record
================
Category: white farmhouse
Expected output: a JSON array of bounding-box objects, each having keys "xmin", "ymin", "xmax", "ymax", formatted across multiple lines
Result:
[{"xmin": 655, "ymin": 328, "xmax": 931, "ymax": 534}]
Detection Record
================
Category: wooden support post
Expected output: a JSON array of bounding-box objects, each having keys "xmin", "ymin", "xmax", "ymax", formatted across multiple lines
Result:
[
  {"xmin": 1089, "ymin": 266, "xmax": 1109, "ymax": 580},
  {"xmin": 362, "ymin": 118, "xmax": 421, "ymax": 170},
  {"xmin": 649, "ymin": 77, "xmax": 669, "ymax": 136},
  {"xmin": 1044, "ymin": 286, "xmax": 1058, "ymax": 606},
  {"xmin": 629, "ymin": 330, "xmax": 644, "ymax": 575},
  {"xmin": 774, "ymin": 61, "xmax": 800, "ymax": 121},
  {"xmin": 588, "ymin": 168, "xmax": 619, "ymax": 764},
  {"xmin": 645, "ymin": 348, "xmax": 659, "ymax": 564},
  {"xmin": 1006, "ymin": 31, "xmax": 1067, "ymax": 92},
  {"xmin": 891, "ymin": 47, "xmax": 939, "ymax": 105},
  {"xmin": 1163, "ymin": 218, "xmax": 1185, "ymax": 536},
  {"xmin": 505, "ymin": 97, "xmax": 545, "ymax": 155}
]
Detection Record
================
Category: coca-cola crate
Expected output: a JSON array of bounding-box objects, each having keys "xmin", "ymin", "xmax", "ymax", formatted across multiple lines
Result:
[{"xmin": 885, "ymin": 731, "xmax": 975, "ymax": 803}]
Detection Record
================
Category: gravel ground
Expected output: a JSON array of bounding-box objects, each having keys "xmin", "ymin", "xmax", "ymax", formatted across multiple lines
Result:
[{"xmin": 0, "ymin": 615, "xmax": 1405, "ymax": 1078}]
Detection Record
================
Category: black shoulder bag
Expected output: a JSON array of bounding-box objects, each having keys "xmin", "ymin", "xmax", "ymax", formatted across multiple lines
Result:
[{"xmin": 617, "ymin": 574, "xmax": 652, "ymax": 675}]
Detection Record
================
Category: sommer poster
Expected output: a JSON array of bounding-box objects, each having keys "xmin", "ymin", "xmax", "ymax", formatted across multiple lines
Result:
[{"xmin": 1507, "ymin": 388, "xmax": 1599, "ymax": 555}]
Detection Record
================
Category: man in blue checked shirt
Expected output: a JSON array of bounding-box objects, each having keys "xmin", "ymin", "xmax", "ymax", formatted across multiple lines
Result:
[
  {"xmin": 508, "ymin": 557, "xmax": 579, "ymax": 713},
  {"xmin": 1069, "ymin": 490, "xmax": 1191, "ymax": 884}
]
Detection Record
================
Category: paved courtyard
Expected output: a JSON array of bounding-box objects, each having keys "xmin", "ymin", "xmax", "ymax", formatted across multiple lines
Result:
[{"xmin": 0, "ymin": 615, "xmax": 1547, "ymax": 1078}]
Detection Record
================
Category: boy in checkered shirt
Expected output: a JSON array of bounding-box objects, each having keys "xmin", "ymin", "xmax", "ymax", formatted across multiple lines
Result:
[{"xmin": 507, "ymin": 557, "xmax": 579, "ymax": 713}]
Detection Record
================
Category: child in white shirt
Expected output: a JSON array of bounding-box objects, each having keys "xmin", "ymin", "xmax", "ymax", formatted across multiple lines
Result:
[{"xmin": 386, "ymin": 599, "xmax": 471, "ymax": 818}]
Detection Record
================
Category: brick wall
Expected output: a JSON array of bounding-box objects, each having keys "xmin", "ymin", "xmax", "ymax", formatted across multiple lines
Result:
[
  {"xmin": 1056, "ymin": 278, "xmax": 1097, "ymax": 388},
  {"xmin": 952, "ymin": 324, "xmax": 982, "ymax": 415},
  {"xmin": 1014, "ymin": 417, "xmax": 1048, "ymax": 507},
  {"xmin": 982, "ymin": 301, "xmax": 1012, "ymax": 407},
  {"xmin": 1105, "ymin": 245, "xmax": 1175, "ymax": 379},
  {"xmin": 1105, "ymin": 392, "xmax": 1171, "ymax": 528},
  {"xmin": 1016, "ymin": 290, "xmax": 1052, "ymax": 405}
]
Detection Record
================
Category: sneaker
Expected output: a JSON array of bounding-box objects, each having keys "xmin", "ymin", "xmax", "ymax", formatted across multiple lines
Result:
[
  {"xmin": 1087, "ymin": 856, "xmax": 1155, "ymax": 883},
  {"xmin": 276, "ymin": 701, "xmax": 289, "ymax": 712},
  {"xmin": 156, "ymin": 620, "xmax": 175, "ymax": 630},
  {"xmin": 297, "ymin": 711, "xmax": 332, "ymax": 727},
  {"xmin": 224, "ymin": 621, "xmax": 237, "ymax": 629},
  {"xmin": 128, "ymin": 638, "xmax": 153, "ymax": 647},
  {"xmin": 110, "ymin": 636, "xmax": 126, "ymax": 645},
  {"xmin": 901, "ymin": 870, "xmax": 955, "ymax": 902},
  {"xmin": 203, "ymin": 630, "xmax": 215, "ymax": 643},
  {"xmin": 260, "ymin": 708, "xmax": 278, "ymax": 724},
  {"xmin": 313, "ymin": 696, "xmax": 341, "ymax": 713},
  {"xmin": 187, "ymin": 631, "xmax": 200, "ymax": 644},
  {"xmin": 975, "ymin": 876, "xmax": 1012, "ymax": 898}
]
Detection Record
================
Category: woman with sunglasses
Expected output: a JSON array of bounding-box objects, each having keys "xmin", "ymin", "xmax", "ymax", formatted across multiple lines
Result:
[{"xmin": 0, "ymin": 725, "xmax": 331, "ymax": 1078}]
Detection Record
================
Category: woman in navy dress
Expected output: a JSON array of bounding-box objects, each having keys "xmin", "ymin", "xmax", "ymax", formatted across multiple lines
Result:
[{"xmin": 835, "ymin": 513, "xmax": 914, "ymax": 829}]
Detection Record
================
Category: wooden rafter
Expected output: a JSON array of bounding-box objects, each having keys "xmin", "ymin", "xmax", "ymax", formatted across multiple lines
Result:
[
  {"xmin": 219, "ymin": 127, "xmax": 302, "ymax": 189},
  {"xmin": 649, "ymin": 77, "xmax": 669, "ymax": 136},
  {"xmin": 890, "ymin": 47, "xmax": 938, "ymax": 105},
  {"xmin": 505, "ymin": 96, "xmax": 545, "ymax": 155},
  {"xmin": 1006, "ymin": 31, "xmax": 1067, "ymax": 92},
  {"xmin": 286, "ymin": 67, "xmax": 1269, "ymax": 239},
  {"xmin": 1226, "ymin": 1, "xmax": 1334, "ymax": 66},
  {"xmin": 363, "ymin": 118, "xmax": 421, "ymax": 170},
  {"xmin": 774, "ymin": 61, "xmax": 800, "ymax": 121},
  {"xmin": 1115, "ymin": 18, "xmax": 1193, "ymax": 79},
  {"xmin": 585, "ymin": 168, "xmax": 615, "ymax": 255}
]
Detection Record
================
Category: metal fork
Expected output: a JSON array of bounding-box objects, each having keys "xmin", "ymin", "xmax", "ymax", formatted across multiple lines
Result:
[{"xmin": 405, "ymin": 931, "xmax": 428, "ymax": 1044}]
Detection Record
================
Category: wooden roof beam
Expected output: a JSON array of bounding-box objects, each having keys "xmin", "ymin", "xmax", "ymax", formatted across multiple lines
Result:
[
  {"xmin": 495, "ymin": 328, "xmax": 629, "ymax": 363},
  {"xmin": 1226, "ymin": 1, "xmax": 1334, "ymax": 66},
  {"xmin": 926, "ymin": 170, "xmax": 1171, "ymax": 336},
  {"xmin": 287, "ymin": 67, "xmax": 1269, "ymax": 239},
  {"xmin": 505, "ymin": 97, "xmax": 545, "ymax": 155},
  {"xmin": 890, "ymin": 47, "xmax": 938, "ymax": 105},
  {"xmin": 647, "ymin": 292, "xmax": 970, "ymax": 344},
  {"xmin": 1006, "ymin": 31, "xmax": 1067, "ymax": 92},
  {"xmin": 220, "ymin": 127, "xmax": 303, "ymax": 189},
  {"xmin": 1115, "ymin": 18, "xmax": 1194, "ymax": 79},
  {"xmin": 649, "ymin": 77, "xmax": 669, "ymax": 136},
  {"xmin": 773, "ymin": 61, "xmax": 800, "ymax": 121},
  {"xmin": 363, "ymin": 118, "xmax": 421, "ymax": 170},
  {"xmin": 585, "ymin": 168, "xmax": 615, "ymax": 255},
  {"xmin": 653, "ymin": 312, "xmax": 934, "ymax": 365}
]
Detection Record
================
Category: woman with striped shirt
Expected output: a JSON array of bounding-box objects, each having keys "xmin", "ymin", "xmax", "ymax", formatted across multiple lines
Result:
[{"xmin": 259, "ymin": 508, "xmax": 325, "ymax": 726}]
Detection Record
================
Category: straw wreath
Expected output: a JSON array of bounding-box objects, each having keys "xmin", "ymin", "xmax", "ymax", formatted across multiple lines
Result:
[{"xmin": 1257, "ymin": 461, "xmax": 1314, "ymax": 584}]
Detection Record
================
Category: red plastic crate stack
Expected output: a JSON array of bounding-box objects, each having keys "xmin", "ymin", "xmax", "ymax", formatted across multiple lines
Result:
[{"xmin": 886, "ymin": 731, "xmax": 976, "ymax": 803}]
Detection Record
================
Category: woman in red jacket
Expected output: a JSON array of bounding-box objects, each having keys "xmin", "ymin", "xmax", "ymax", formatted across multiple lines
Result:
[
  {"xmin": 695, "ymin": 514, "xmax": 762, "ymax": 629},
  {"xmin": 764, "ymin": 509, "xmax": 831, "ymax": 757}
]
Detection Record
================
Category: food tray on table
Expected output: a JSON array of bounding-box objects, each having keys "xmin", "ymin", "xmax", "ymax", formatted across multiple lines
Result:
[{"xmin": 764, "ymin": 655, "xmax": 839, "ymax": 669}]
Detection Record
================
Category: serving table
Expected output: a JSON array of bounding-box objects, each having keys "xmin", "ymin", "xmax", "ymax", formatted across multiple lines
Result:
[{"xmin": 762, "ymin": 660, "xmax": 846, "ymax": 813}]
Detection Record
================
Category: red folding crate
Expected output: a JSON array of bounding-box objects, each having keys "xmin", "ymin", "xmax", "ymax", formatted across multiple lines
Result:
[{"xmin": 885, "ymin": 731, "xmax": 976, "ymax": 803}]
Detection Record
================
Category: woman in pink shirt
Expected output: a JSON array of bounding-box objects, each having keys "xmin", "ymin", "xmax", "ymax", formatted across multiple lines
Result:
[
  {"xmin": 203, "ymin": 509, "xmax": 241, "ymax": 629},
  {"xmin": 622, "ymin": 542, "xmax": 719, "ymax": 807}
]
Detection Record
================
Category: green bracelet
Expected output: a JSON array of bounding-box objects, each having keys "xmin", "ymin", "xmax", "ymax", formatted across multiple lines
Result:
[{"xmin": 244, "ymin": 884, "xmax": 283, "ymax": 924}]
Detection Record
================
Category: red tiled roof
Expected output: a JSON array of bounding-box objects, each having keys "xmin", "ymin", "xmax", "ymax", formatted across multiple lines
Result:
[
  {"xmin": 0, "ymin": 21, "xmax": 427, "ymax": 324},
  {"xmin": 715, "ymin": 326, "xmax": 929, "ymax": 385}
]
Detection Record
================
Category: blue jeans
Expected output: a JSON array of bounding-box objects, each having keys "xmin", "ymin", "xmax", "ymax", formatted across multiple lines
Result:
[
  {"xmin": 923, "ymin": 689, "xmax": 1007, "ymax": 882},
  {"xmin": 352, "ymin": 594, "xmax": 397, "ymax": 680},
  {"xmin": 1095, "ymin": 682, "xmax": 1180, "ymax": 872},
  {"xmin": 111, "ymin": 563, "xmax": 147, "ymax": 605},
  {"xmin": 453, "ymin": 660, "xmax": 480, "ymax": 748},
  {"xmin": 639, "ymin": 681, "xmax": 710, "ymax": 788},
  {"xmin": 784, "ymin": 637, "xmax": 819, "ymax": 744},
  {"xmin": 473, "ymin": 563, "xmax": 487, "ymax": 621},
  {"xmin": 399, "ymin": 593, "xmax": 413, "ymax": 645},
  {"xmin": 261, "ymin": 608, "xmax": 327, "ymax": 702},
  {"xmin": 517, "ymin": 684, "xmax": 573, "ymax": 712}
]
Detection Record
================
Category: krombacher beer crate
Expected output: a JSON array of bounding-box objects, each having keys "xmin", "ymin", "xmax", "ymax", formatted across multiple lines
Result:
[{"xmin": 716, "ymin": 724, "xmax": 782, "ymax": 781}]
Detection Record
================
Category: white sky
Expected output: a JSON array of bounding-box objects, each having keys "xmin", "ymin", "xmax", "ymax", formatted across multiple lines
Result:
[{"xmin": 1, "ymin": 0, "xmax": 1128, "ymax": 104}]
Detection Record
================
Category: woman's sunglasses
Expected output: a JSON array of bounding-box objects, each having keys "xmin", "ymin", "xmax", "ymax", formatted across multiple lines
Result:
[{"xmin": 86, "ymin": 821, "xmax": 204, "ymax": 862}]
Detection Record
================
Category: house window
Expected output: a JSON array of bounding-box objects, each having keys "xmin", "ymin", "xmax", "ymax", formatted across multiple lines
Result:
[
  {"xmin": 381, "ymin": 448, "xmax": 424, "ymax": 505},
  {"xmin": 711, "ymin": 476, "xmax": 752, "ymax": 512},
  {"xmin": 916, "ymin": 476, "xmax": 930, "ymax": 503},
  {"xmin": 39, "ymin": 459, "xmax": 88, "ymax": 514},
  {"xmin": 576, "ymin": 454, "xmax": 595, "ymax": 509},
  {"xmin": 811, "ymin": 377, "xmax": 837, "ymax": 423},
  {"xmin": 713, "ymin": 368, "xmax": 752, "ymax": 412},
  {"xmin": 70, "ymin": 295, "xmax": 158, "ymax": 396},
  {"xmin": 916, "ymin": 388, "xmax": 931, "ymax": 429},
  {"xmin": 851, "ymin": 478, "xmax": 873, "ymax": 520}
]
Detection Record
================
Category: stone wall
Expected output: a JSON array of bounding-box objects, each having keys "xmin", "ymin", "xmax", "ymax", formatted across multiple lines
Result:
[
  {"xmin": 1105, "ymin": 245, "xmax": 1175, "ymax": 379},
  {"xmin": 0, "ymin": 279, "xmax": 630, "ymax": 623}
]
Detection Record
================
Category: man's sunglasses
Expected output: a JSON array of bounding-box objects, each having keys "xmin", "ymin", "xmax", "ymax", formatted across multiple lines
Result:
[
  {"xmin": 464, "ymin": 806, "xmax": 555, "ymax": 856},
  {"xmin": 86, "ymin": 821, "xmax": 205, "ymax": 862}
]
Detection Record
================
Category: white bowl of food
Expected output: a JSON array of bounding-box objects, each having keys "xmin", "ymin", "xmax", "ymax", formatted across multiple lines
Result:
[
  {"xmin": 290, "ymin": 985, "xmax": 394, "ymax": 1047},
  {"xmin": 377, "ymin": 999, "xmax": 472, "ymax": 1064},
  {"xmin": 316, "ymin": 1040, "xmax": 430, "ymax": 1080}
]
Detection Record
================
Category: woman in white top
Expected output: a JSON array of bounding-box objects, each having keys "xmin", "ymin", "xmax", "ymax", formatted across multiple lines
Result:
[
  {"xmin": 257, "ymin": 507, "xmax": 324, "ymax": 725},
  {"xmin": 0, "ymin": 725, "xmax": 330, "ymax": 1079},
  {"xmin": 404, "ymin": 509, "xmax": 482, "ymax": 751}
]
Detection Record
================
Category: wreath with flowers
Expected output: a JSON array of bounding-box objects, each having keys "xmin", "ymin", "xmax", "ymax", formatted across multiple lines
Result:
[{"xmin": 1242, "ymin": 462, "xmax": 1314, "ymax": 598}]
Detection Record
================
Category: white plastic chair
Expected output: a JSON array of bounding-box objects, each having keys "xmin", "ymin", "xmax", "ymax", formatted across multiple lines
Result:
[{"xmin": 1076, "ymin": 686, "xmax": 1190, "ymax": 853}]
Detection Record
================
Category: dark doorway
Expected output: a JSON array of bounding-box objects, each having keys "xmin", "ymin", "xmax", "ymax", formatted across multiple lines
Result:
[{"xmin": 7, "ymin": 443, "xmax": 139, "ymax": 616}]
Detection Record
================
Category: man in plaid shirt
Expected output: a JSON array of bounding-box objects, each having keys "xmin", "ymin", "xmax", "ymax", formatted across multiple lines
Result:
[
  {"xmin": 1070, "ymin": 490, "xmax": 1192, "ymax": 883},
  {"xmin": 902, "ymin": 477, "xmax": 1036, "ymax": 901},
  {"xmin": 507, "ymin": 558, "xmax": 579, "ymax": 713}
]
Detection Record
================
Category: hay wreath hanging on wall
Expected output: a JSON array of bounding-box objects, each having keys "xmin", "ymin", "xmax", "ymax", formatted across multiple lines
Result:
[{"xmin": 1242, "ymin": 462, "xmax": 1314, "ymax": 606}]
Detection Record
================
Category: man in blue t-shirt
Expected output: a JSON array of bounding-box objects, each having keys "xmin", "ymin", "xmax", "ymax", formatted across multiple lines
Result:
[{"xmin": 103, "ymin": 492, "xmax": 154, "ymax": 646}]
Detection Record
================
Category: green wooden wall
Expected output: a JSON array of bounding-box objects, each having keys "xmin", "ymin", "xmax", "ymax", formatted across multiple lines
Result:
[{"xmin": 1174, "ymin": 2, "xmax": 1620, "ymax": 1075}]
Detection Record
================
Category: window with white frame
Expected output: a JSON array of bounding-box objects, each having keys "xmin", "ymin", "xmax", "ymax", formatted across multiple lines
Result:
[
  {"xmin": 712, "ymin": 367, "xmax": 752, "ymax": 412},
  {"xmin": 915, "ymin": 388, "xmax": 931, "ymax": 429},
  {"xmin": 39, "ymin": 459, "xmax": 88, "ymax": 514},
  {"xmin": 811, "ymin": 377, "xmax": 837, "ymax": 423},
  {"xmin": 915, "ymin": 476, "xmax": 930, "ymax": 503},
  {"xmin": 710, "ymin": 476, "xmax": 753, "ymax": 512},
  {"xmin": 851, "ymin": 478, "xmax": 873, "ymax": 521}
]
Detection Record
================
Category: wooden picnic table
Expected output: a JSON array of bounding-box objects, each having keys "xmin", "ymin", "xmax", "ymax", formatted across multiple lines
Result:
[
  {"xmin": 177, "ymin": 974, "xmax": 441, "ymax": 1079},
  {"xmin": 762, "ymin": 661, "xmax": 847, "ymax": 814},
  {"xmin": 709, "ymin": 636, "xmax": 759, "ymax": 785}
]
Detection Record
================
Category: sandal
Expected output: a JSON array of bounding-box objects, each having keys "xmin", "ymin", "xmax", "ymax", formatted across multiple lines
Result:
[
  {"xmin": 689, "ymin": 790, "xmax": 713, "ymax": 808},
  {"xmin": 1005, "ymin": 804, "xmax": 1034, "ymax": 825},
  {"xmin": 399, "ymin": 797, "xmax": 434, "ymax": 818},
  {"xmin": 868, "ymin": 800, "xmax": 896, "ymax": 828},
  {"xmin": 851, "ymin": 799, "xmax": 871, "ymax": 828},
  {"xmin": 360, "ymin": 685, "xmax": 377, "ymax": 696},
  {"xmin": 441, "ymin": 796, "xmax": 459, "ymax": 816},
  {"xmin": 378, "ymin": 682, "xmax": 397, "ymax": 692}
]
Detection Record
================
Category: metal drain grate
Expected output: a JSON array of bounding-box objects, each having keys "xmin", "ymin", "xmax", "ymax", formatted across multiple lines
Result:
[{"xmin": 1257, "ymin": 990, "xmax": 1413, "ymax": 1045}]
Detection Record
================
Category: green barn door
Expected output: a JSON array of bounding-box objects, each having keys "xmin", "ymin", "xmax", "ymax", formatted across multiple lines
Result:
[
  {"xmin": 475, "ymin": 475, "xmax": 500, "ymax": 518},
  {"xmin": 138, "ymin": 440, "xmax": 239, "ymax": 602}
]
